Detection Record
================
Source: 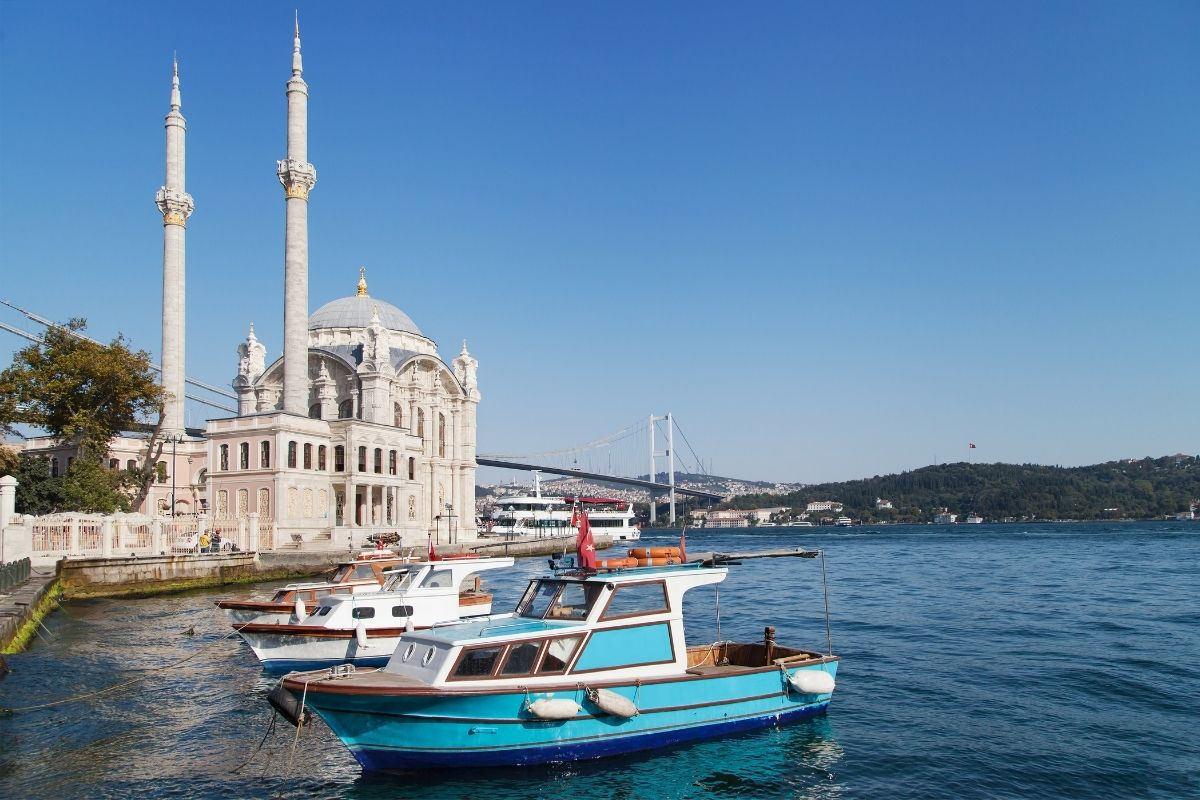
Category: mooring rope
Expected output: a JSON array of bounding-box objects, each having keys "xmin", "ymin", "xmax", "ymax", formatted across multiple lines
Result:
[{"xmin": 0, "ymin": 619, "xmax": 256, "ymax": 715}]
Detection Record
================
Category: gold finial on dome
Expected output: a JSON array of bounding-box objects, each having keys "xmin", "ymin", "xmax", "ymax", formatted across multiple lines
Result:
[{"xmin": 357, "ymin": 266, "xmax": 368, "ymax": 296}]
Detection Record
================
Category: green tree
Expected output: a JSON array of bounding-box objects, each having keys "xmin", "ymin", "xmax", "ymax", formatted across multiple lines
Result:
[{"xmin": 0, "ymin": 319, "xmax": 164, "ymax": 512}]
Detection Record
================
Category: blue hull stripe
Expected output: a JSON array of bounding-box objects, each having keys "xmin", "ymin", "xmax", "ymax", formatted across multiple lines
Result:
[
  {"xmin": 260, "ymin": 656, "xmax": 390, "ymax": 673},
  {"xmin": 350, "ymin": 702, "xmax": 829, "ymax": 769}
]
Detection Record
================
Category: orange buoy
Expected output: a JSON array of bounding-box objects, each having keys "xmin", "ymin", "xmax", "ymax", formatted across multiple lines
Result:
[
  {"xmin": 629, "ymin": 547, "xmax": 681, "ymax": 559},
  {"xmin": 595, "ymin": 557, "xmax": 640, "ymax": 569},
  {"xmin": 633, "ymin": 556, "xmax": 681, "ymax": 567}
]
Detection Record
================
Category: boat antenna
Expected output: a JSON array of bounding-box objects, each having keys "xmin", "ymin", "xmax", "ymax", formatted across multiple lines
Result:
[
  {"xmin": 714, "ymin": 583, "xmax": 722, "ymax": 639},
  {"xmin": 819, "ymin": 549, "xmax": 833, "ymax": 656}
]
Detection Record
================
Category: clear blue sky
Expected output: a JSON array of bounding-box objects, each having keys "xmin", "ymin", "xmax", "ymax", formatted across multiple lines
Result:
[{"xmin": 1, "ymin": 1, "xmax": 1197, "ymax": 483}]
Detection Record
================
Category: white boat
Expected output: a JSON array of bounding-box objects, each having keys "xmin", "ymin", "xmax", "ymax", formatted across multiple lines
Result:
[
  {"xmin": 235, "ymin": 556, "xmax": 514, "ymax": 672},
  {"xmin": 934, "ymin": 511, "xmax": 958, "ymax": 524},
  {"xmin": 485, "ymin": 477, "xmax": 640, "ymax": 541},
  {"xmin": 964, "ymin": 514, "xmax": 983, "ymax": 524},
  {"xmin": 792, "ymin": 521, "xmax": 814, "ymax": 527},
  {"xmin": 834, "ymin": 516, "xmax": 853, "ymax": 527}
]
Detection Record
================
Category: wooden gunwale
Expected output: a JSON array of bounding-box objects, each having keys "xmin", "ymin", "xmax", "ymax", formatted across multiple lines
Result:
[{"xmin": 281, "ymin": 652, "xmax": 839, "ymax": 696}]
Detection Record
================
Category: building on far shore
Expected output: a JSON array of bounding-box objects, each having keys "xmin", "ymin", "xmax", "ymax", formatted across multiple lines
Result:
[
  {"xmin": 691, "ymin": 507, "xmax": 789, "ymax": 527},
  {"xmin": 806, "ymin": 501, "xmax": 843, "ymax": 513}
]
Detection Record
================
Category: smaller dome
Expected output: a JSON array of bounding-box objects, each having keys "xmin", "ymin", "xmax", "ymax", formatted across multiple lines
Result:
[{"xmin": 309, "ymin": 295, "xmax": 422, "ymax": 335}]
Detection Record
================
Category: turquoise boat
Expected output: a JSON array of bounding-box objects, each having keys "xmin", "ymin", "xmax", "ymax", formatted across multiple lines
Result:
[{"xmin": 278, "ymin": 549, "xmax": 838, "ymax": 769}]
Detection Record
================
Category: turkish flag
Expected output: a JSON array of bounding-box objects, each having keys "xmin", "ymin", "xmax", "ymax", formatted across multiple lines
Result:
[
  {"xmin": 573, "ymin": 508, "xmax": 597, "ymax": 570},
  {"xmin": 427, "ymin": 534, "xmax": 440, "ymax": 562}
]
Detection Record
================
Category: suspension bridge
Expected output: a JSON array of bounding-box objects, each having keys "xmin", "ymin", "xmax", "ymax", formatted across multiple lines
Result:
[{"xmin": 479, "ymin": 414, "xmax": 720, "ymax": 523}]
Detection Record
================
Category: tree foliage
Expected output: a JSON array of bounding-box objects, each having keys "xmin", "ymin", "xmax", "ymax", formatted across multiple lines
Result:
[
  {"xmin": 724, "ymin": 456, "xmax": 1200, "ymax": 521},
  {"xmin": 0, "ymin": 319, "xmax": 163, "ymax": 460}
]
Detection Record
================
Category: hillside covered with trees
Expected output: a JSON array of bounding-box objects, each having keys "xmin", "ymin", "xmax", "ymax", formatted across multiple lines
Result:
[{"xmin": 724, "ymin": 455, "xmax": 1200, "ymax": 522}]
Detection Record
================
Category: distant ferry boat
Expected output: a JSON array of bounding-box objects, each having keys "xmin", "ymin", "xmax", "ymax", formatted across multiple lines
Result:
[
  {"xmin": 834, "ymin": 516, "xmax": 853, "ymax": 527},
  {"xmin": 964, "ymin": 513, "xmax": 984, "ymax": 524},
  {"xmin": 792, "ymin": 521, "xmax": 814, "ymax": 527},
  {"xmin": 934, "ymin": 512, "xmax": 958, "ymax": 524},
  {"xmin": 485, "ymin": 493, "xmax": 640, "ymax": 541}
]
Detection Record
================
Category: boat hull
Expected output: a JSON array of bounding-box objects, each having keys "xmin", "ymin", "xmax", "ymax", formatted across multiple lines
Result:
[
  {"xmin": 245, "ymin": 631, "xmax": 404, "ymax": 673},
  {"xmin": 296, "ymin": 661, "xmax": 837, "ymax": 769}
]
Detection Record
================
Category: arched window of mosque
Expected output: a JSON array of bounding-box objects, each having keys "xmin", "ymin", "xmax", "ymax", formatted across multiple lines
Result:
[
  {"xmin": 197, "ymin": 469, "xmax": 207, "ymax": 486},
  {"xmin": 438, "ymin": 414, "xmax": 446, "ymax": 458},
  {"xmin": 288, "ymin": 441, "xmax": 298, "ymax": 469},
  {"xmin": 408, "ymin": 457, "xmax": 415, "ymax": 481},
  {"xmin": 239, "ymin": 442, "xmax": 249, "ymax": 470},
  {"xmin": 50, "ymin": 457, "xmax": 59, "ymax": 477},
  {"xmin": 338, "ymin": 399, "xmax": 353, "ymax": 419},
  {"xmin": 318, "ymin": 445, "xmax": 327, "ymax": 471},
  {"xmin": 417, "ymin": 408, "xmax": 425, "ymax": 439},
  {"xmin": 394, "ymin": 402, "xmax": 404, "ymax": 428},
  {"xmin": 374, "ymin": 448, "xmax": 383, "ymax": 474},
  {"xmin": 126, "ymin": 459, "xmax": 137, "ymax": 471},
  {"xmin": 303, "ymin": 443, "xmax": 313, "ymax": 470},
  {"xmin": 219, "ymin": 445, "xmax": 229, "ymax": 471},
  {"xmin": 334, "ymin": 445, "xmax": 345, "ymax": 472},
  {"xmin": 358, "ymin": 446, "xmax": 367, "ymax": 472},
  {"xmin": 260, "ymin": 441, "xmax": 271, "ymax": 469},
  {"xmin": 309, "ymin": 403, "xmax": 322, "ymax": 420},
  {"xmin": 389, "ymin": 450, "xmax": 397, "ymax": 475}
]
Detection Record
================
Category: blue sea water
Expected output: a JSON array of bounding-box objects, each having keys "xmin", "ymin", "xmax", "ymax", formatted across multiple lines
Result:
[{"xmin": 1, "ymin": 522, "xmax": 1197, "ymax": 799}]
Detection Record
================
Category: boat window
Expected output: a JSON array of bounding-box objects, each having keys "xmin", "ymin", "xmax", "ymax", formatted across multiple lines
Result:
[
  {"xmin": 316, "ymin": 606, "xmax": 332, "ymax": 616},
  {"xmin": 391, "ymin": 605, "xmax": 414, "ymax": 617},
  {"xmin": 423, "ymin": 647, "xmax": 435, "ymax": 666},
  {"xmin": 330, "ymin": 565, "xmax": 352, "ymax": 582},
  {"xmin": 422, "ymin": 569, "xmax": 454, "ymax": 589},
  {"xmin": 537, "ymin": 635, "xmax": 583, "ymax": 674},
  {"xmin": 499, "ymin": 641, "xmax": 540, "ymax": 675},
  {"xmin": 402, "ymin": 644, "xmax": 415, "ymax": 661},
  {"xmin": 601, "ymin": 582, "xmax": 670, "ymax": 620},
  {"xmin": 352, "ymin": 607, "xmax": 375, "ymax": 619},
  {"xmin": 351, "ymin": 564, "xmax": 377, "ymax": 581},
  {"xmin": 383, "ymin": 569, "xmax": 417, "ymax": 592},
  {"xmin": 546, "ymin": 582, "xmax": 602, "ymax": 621},
  {"xmin": 452, "ymin": 646, "xmax": 503, "ymax": 679},
  {"xmin": 517, "ymin": 581, "xmax": 562, "ymax": 619}
]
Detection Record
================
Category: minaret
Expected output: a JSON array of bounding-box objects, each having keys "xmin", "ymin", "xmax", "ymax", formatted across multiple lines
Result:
[
  {"xmin": 155, "ymin": 56, "xmax": 194, "ymax": 437},
  {"xmin": 277, "ymin": 14, "xmax": 317, "ymax": 415}
]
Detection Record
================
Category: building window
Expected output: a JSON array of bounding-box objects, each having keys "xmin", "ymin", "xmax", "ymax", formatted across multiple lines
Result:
[
  {"xmin": 394, "ymin": 402, "xmax": 403, "ymax": 428},
  {"xmin": 196, "ymin": 468, "xmax": 207, "ymax": 486},
  {"xmin": 338, "ymin": 399, "xmax": 353, "ymax": 419},
  {"xmin": 288, "ymin": 441, "xmax": 297, "ymax": 469},
  {"xmin": 108, "ymin": 458, "xmax": 119, "ymax": 470},
  {"xmin": 318, "ymin": 445, "xmax": 327, "ymax": 471},
  {"xmin": 219, "ymin": 445, "xmax": 229, "ymax": 471},
  {"xmin": 257, "ymin": 487, "xmax": 270, "ymax": 517},
  {"xmin": 157, "ymin": 461, "xmax": 169, "ymax": 483},
  {"xmin": 358, "ymin": 446, "xmax": 367, "ymax": 472},
  {"xmin": 373, "ymin": 448, "xmax": 382, "ymax": 474},
  {"xmin": 126, "ymin": 459, "xmax": 137, "ymax": 471},
  {"xmin": 438, "ymin": 413, "xmax": 446, "ymax": 458},
  {"xmin": 389, "ymin": 450, "xmax": 397, "ymax": 475},
  {"xmin": 334, "ymin": 445, "xmax": 345, "ymax": 472},
  {"xmin": 417, "ymin": 408, "xmax": 425, "ymax": 439},
  {"xmin": 309, "ymin": 403, "xmax": 322, "ymax": 420},
  {"xmin": 239, "ymin": 442, "xmax": 249, "ymax": 469},
  {"xmin": 50, "ymin": 457, "xmax": 59, "ymax": 477},
  {"xmin": 260, "ymin": 441, "xmax": 271, "ymax": 469},
  {"xmin": 68, "ymin": 456, "xmax": 75, "ymax": 469},
  {"xmin": 302, "ymin": 443, "xmax": 312, "ymax": 470},
  {"xmin": 408, "ymin": 457, "xmax": 415, "ymax": 480}
]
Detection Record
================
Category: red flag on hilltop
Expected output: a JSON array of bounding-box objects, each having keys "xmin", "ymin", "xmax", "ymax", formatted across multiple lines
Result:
[{"xmin": 573, "ymin": 507, "xmax": 597, "ymax": 571}]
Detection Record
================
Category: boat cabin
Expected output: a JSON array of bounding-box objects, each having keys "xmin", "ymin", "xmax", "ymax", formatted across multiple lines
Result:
[{"xmin": 377, "ymin": 563, "xmax": 821, "ymax": 688}]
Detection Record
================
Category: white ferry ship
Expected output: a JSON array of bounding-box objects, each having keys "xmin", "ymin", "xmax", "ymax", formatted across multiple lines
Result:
[{"xmin": 484, "ymin": 480, "xmax": 640, "ymax": 541}]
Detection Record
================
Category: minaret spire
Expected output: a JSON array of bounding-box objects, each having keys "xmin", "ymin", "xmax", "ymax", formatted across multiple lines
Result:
[
  {"xmin": 277, "ymin": 17, "xmax": 317, "ymax": 414},
  {"xmin": 156, "ymin": 55, "xmax": 194, "ymax": 437}
]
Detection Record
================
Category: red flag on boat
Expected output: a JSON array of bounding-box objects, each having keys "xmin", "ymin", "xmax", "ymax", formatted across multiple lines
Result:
[
  {"xmin": 427, "ymin": 534, "xmax": 440, "ymax": 562},
  {"xmin": 573, "ymin": 507, "xmax": 597, "ymax": 570}
]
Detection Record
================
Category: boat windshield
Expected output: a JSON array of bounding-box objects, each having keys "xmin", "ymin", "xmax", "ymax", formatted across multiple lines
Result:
[
  {"xmin": 330, "ymin": 565, "xmax": 352, "ymax": 582},
  {"xmin": 516, "ymin": 580, "xmax": 602, "ymax": 621},
  {"xmin": 382, "ymin": 568, "xmax": 418, "ymax": 593}
]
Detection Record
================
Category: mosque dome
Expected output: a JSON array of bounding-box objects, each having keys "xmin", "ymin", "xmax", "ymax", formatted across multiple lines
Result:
[{"xmin": 308, "ymin": 269, "xmax": 423, "ymax": 335}]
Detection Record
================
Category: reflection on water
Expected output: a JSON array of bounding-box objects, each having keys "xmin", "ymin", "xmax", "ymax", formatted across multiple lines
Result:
[{"xmin": 1, "ymin": 522, "xmax": 1198, "ymax": 800}]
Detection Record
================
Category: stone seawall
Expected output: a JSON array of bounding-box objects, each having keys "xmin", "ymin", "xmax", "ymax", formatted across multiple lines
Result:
[
  {"xmin": 60, "ymin": 552, "xmax": 272, "ymax": 599},
  {"xmin": 0, "ymin": 571, "xmax": 59, "ymax": 653}
]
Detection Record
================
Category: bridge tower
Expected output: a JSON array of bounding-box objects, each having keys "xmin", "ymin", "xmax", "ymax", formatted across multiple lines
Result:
[{"xmin": 648, "ymin": 413, "xmax": 677, "ymax": 525}]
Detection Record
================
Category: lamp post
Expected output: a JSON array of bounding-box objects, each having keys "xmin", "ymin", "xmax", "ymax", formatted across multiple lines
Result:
[{"xmin": 445, "ymin": 503, "xmax": 456, "ymax": 544}]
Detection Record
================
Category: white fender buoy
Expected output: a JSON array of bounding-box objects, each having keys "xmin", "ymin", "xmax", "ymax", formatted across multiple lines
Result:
[
  {"xmin": 293, "ymin": 598, "xmax": 307, "ymax": 620},
  {"xmin": 586, "ymin": 687, "xmax": 638, "ymax": 718},
  {"xmin": 527, "ymin": 697, "xmax": 581, "ymax": 720},
  {"xmin": 355, "ymin": 621, "xmax": 369, "ymax": 648},
  {"xmin": 789, "ymin": 669, "xmax": 836, "ymax": 695},
  {"xmin": 405, "ymin": 614, "xmax": 415, "ymax": 633}
]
